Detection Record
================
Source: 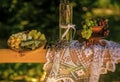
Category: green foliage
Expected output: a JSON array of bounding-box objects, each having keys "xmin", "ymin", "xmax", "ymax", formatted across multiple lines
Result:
[
  {"xmin": 0, "ymin": 0, "xmax": 120, "ymax": 48},
  {"xmin": 0, "ymin": 63, "xmax": 44, "ymax": 81},
  {"xmin": 99, "ymin": 63, "xmax": 120, "ymax": 82},
  {"xmin": 0, "ymin": 0, "xmax": 59, "ymax": 46}
]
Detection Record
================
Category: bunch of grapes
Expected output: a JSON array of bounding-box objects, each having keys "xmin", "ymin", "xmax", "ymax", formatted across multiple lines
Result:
[
  {"xmin": 96, "ymin": 17, "xmax": 109, "ymax": 37},
  {"xmin": 81, "ymin": 27, "xmax": 92, "ymax": 40},
  {"xmin": 97, "ymin": 17, "xmax": 108, "ymax": 28},
  {"xmin": 81, "ymin": 17, "xmax": 109, "ymax": 40},
  {"xmin": 27, "ymin": 30, "xmax": 46, "ymax": 40},
  {"xmin": 8, "ymin": 30, "xmax": 46, "ymax": 51},
  {"xmin": 81, "ymin": 19, "xmax": 97, "ymax": 39}
]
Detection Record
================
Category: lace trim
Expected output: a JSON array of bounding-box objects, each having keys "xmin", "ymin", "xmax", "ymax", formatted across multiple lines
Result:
[{"xmin": 44, "ymin": 40, "xmax": 120, "ymax": 82}]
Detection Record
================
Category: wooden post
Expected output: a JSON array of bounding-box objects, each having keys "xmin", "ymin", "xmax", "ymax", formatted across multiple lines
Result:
[{"xmin": 59, "ymin": 0, "xmax": 73, "ymax": 41}]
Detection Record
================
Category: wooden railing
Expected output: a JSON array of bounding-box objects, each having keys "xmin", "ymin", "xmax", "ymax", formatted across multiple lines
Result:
[
  {"xmin": 0, "ymin": 45, "xmax": 46, "ymax": 63},
  {"xmin": 0, "ymin": 45, "xmax": 120, "ymax": 63}
]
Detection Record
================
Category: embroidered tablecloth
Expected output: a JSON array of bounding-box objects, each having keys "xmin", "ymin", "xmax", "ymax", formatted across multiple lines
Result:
[{"xmin": 43, "ymin": 40, "xmax": 120, "ymax": 82}]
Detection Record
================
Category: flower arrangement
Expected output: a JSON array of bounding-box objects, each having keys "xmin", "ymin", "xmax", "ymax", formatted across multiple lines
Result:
[{"xmin": 80, "ymin": 17, "xmax": 109, "ymax": 40}]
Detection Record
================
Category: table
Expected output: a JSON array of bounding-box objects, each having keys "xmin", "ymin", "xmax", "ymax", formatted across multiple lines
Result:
[{"xmin": 43, "ymin": 39, "xmax": 120, "ymax": 82}]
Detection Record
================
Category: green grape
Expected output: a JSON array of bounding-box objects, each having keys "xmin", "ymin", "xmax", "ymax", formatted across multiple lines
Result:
[
  {"xmin": 87, "ymin": 29, "xmax": 92, "ymax": 34},
  {"xmin": 39, "ymin": 34, "xmax": 46, "ymax": 41},
  {"xmin": 37, "ymin": 32, "xmax": 41, "ymax": 37},
  {"xmin": 85, "ymin": 19, "xmax": 89, "ymax": 24},
  {"xmin": 20, "ymin": 40, "xmax": 41, "ymax": 50},
  {"xmin": 35, "ymin": 31, "xmax": 42, "ymax": 40},
  {"xmin": 34, "ymin": 40, "xmax": 41, "ymax": 47},
  {"xmin": 28, "ymin": 30, "xmax": 41, "ymax": 40},
  {"xmin": 34, "ymin": 34, "xmax": 39, "ymax": 40},
  {"xmin": 81, "ymin": 30, "xmax": 87, "ymax": 39},
  {"xmin": 87, "ymin": 29, "xmax": 92, "ymax": 38},
  {"xmin": 86, "ymin": 34, "xmax": 91, "ymax": 39},
  {"xmin": 87, "ymin": 22, "xmax": 91, "ymax": 27},
  {"xmin": 81, "ymin": 30, "xmax": 85, "ymax": 38},
  {"xmin": 21, "ymin": 40, "xmax": 34, "ymax": 47},
  {"xmin": 94, "ymin": 20, "xmax": 98, "ymax": 26},
  {"xmin": 31, "ymin": 40, "xmax": 41, "ymax": 50},
  {"xmin": 28, "ymin": 30, "xmax": 37, "ymax": 37},
  {"xmin": 89, "ymin": 20, "xmax": 93, "ymax": 26},
  {"xmin": 84, "ymin": 29, "xmax": 91, "ymax": 39},
  {"xmin": 81, "ymin": 27, "xmax": 92, "ymax": 39},
  {"xmin": 89, "ymin": 27, "xmax": 92, "ymax": 30},
  {"xmin": 83, "ymin": 25, "xmax": 87, "ymax": 29}
]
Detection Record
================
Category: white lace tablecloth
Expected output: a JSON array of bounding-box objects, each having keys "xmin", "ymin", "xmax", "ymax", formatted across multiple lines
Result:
[{"xmin": 43, "ymin": 40, "xmax": 120, "ymax": 82}]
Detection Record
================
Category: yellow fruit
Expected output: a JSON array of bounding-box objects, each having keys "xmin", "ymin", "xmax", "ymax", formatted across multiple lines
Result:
[
  {"xmin": 34, "ymin": 35, "xmax": 39, "ymax": 40},
  {"xmin": 11, "ymin": 44, "xmax": 15, "ymax": 48},
  {"xmin": 28, "ymin": 30, "xmax": 37, "ymax": 37},
  {"xmin": 8, "ymin": 30, "xmax": 46, "ymax": 51},
  {"xmin": 33, "ymin": 31, "xmax": 41, "ymax": 39},
  {"xmin": 15, "ymin": 45, "xmax": 19, "ymax": 49},
  {"xmin": 37, "ymin": 32, "xmax": 41, "ymax": 36},
  {"xmin": 39, "ymin": 34, "xmax": 46, "ymax": 41}
]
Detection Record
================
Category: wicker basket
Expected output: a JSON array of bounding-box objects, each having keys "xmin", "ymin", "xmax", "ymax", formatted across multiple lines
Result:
[{"xmin": 7, "ymin": 31, "xmax": 46, "ymax": 52}]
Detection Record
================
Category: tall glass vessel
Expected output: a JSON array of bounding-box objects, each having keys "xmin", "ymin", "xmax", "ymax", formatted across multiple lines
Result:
[{"xmin": 59, "ymin": 0, "xmax": 73, "ymax": 41}]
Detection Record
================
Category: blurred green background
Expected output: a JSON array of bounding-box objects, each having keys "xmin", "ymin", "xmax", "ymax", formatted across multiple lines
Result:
[{"xmin": 0, "ymin": 0, "xmax": 120, "ymax": 82}]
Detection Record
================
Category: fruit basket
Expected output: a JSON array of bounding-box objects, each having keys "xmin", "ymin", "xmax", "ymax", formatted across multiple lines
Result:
[
  {"xmin": 78, "ymin": 17, "xmax": 109, "ymax": 39},
  {"xmin": 77, "ymin": 17, "xmax": 109, "ymax": 47},
  {"xmin": 7, "ymin": 30, "xmax": 46, "ymax": 52}
]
